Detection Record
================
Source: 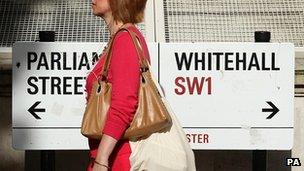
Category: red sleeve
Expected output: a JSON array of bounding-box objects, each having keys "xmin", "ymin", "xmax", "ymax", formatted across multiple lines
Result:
[{"xmin": 102, "ymin": 31, "xmax": 140, "ymax": 140}]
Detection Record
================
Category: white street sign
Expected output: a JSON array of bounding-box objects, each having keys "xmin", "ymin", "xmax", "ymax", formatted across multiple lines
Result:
[
  {"xmin": 160, "ymin": 43, "xmax": 294, "ymax": 150},
  {"xmin": 12, "ymin": 42, "xmax": 158, "ymax": 150},
  {"xmin": 12, "ymin": 42, "xmax": 294, "ymax": 150}
]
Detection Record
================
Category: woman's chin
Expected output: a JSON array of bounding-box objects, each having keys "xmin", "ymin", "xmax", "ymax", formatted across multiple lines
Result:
[
  {"xmin": 91, "ymin": 10, "xmax": 103, "ymax": 17},
  {"xmin": 91, "ymin": 6, "xmax": 98, "ymax": 15},
  {"xmin": 91, "ymin": 10, "xmax": 99, "ymax": 16}
]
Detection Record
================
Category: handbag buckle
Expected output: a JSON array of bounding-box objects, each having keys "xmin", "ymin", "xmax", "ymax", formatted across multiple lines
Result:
[{"xmin": 140, "ymin": 67, "xmax": 149, "ymax": 72}]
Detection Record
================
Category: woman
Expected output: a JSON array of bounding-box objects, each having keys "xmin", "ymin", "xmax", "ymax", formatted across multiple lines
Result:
[{"xmin": 85, "ymin": 0, "xmax": 149, "ymax": 170}]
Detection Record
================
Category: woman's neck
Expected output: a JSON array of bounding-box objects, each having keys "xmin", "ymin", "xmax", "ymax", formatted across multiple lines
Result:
[{"xmin": 103, "ymin": 14, "xmax": 124, "ymax": 37}]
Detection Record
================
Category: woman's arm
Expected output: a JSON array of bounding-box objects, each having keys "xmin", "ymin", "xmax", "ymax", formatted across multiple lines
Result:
[
  {"xmin": 94, "ymin": 31, "xmax": 141, "ymax": 165},
  {"xmin": 94, "ymin": 134, "xmax": 117, "ymax": 167}
]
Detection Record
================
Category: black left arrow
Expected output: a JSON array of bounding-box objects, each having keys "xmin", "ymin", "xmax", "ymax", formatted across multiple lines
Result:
[
  {"xmin": 28, "ymin": 101, "xmax": 45, "ymax": 119},
  {"xmin": 262, "ymin": 101, "xmax": 279, "ymax": 119},
  {"xmin": 16, "ymin": 62, "xmax": 20, "ymax": 68}
]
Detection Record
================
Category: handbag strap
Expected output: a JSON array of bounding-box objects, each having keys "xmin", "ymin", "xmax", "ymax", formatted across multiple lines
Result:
[{"xmin": 101, "ymin": 23, "xmax": 149, "ymax": 80}]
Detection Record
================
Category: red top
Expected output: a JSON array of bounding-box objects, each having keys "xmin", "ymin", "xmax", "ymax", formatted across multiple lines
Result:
[{"xmin": 85, "ymin": 26, "xmax": 151, "ymax": 141}]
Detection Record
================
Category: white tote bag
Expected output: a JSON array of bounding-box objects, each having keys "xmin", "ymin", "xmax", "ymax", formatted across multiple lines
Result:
[{"xmin": 128, "ymin": 68, "xmax": 196, "ymax": 171}]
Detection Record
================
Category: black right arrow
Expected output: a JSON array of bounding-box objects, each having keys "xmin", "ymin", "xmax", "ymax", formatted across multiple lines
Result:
[
  {"xmin": 262, "ymin": 101, "xmax": 280, "ymax": 119},
  {"xmin": 28, "ymin": 101, "xmax": 45, "ymax": 119}
]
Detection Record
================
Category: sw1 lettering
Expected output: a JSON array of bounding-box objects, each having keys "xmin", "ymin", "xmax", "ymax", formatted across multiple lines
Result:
[{"xmin": 175, "ymin": 76, "xmax": 212, "ymax": 95}]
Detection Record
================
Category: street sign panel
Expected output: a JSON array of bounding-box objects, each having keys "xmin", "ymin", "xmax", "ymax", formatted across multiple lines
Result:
[
  {"xmin": 12, "ymin": 42, "xmax": 159, "ymax": 149},
  {"xmin": 13, "ymin": 42, "xmax": 102, "ymax": 128},
  {"xmin": 159, "ymin": 42, "xmax": 294, "ymax": 149}
]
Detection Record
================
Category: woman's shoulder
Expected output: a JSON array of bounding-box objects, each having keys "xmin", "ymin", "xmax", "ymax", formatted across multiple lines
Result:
[
  {"xmin": 112, "ymin": 28, "xmax": 141, "ymax": 49},
  {"xmin": 115, "ymin": 29, "xmax": 130, "ymax": 38},
  {"xmin": 112, "ymin": 30, "xmax": 132, "ymax": 47},
  {"xmin": 112, "ymin": 24, "xmax": 150, "ymax": 63},
  {"xmin": 114, "ymin": 24, "xmax": 144, "ymax": 41}
]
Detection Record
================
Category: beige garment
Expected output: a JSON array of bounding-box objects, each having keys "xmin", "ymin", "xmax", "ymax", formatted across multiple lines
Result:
[{"xmin": 129, "ymin": 96, "xmax": 197, "ymax": 171}]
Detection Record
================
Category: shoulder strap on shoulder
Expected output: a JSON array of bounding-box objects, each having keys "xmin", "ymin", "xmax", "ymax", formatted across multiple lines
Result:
[{"xmin": 101, "ymin": 23, "xmax": 149, "ymax": 79}]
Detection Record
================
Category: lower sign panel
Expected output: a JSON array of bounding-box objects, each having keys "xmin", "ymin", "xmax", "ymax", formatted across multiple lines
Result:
[
  {"xmin": 12, "ymin": 128, "xmax": 88, "ymax": 150},
  {"xmin": 184, "ymin": 128, "xmax": 293, "ymax": 150},
  {"xmin": 12, "ymin": 127, "xmax": 292, "ymax": 150}
]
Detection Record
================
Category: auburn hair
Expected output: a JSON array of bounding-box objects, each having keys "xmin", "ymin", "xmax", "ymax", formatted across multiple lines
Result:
[{"xmin": 109, "ymin": 0, "xmax": 147, "ymax": 24}]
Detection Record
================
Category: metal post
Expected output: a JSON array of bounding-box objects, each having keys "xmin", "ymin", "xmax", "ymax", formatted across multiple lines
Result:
[
  {"xmin": 252, "ymin": 31, "xmax": 271, "ymax": 171},
  {"xmin": 38, "ymin": 31, "xmax": 56, "ymax": 171},
  {"xmin": 41, "ymin": 150, "xmax": 55, "ymax": 171},
  {"xmin": 252, "ymin": 150, "xmax": 267, "ymax": 171}
]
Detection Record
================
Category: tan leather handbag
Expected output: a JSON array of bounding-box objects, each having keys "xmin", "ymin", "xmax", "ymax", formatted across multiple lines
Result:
[{"xmin": 81, "ymin": 24, "xmax": 172, "ymax": 140}]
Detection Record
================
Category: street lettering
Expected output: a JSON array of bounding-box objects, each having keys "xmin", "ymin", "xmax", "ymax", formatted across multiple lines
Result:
[{"xmin": 27, "ymin": 76, "xmax": 85, "ymax": 95}]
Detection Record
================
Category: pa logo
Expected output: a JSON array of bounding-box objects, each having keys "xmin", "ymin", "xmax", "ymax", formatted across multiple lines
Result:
[{"xmin": 286, "ymin": 158, "xmax": 301, "ymax": 166}]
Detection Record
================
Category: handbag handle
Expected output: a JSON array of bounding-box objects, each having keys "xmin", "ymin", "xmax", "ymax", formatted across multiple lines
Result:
[{"xmin": 101, "ymin": 23, "xmax": 149, "ymax": 80}]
